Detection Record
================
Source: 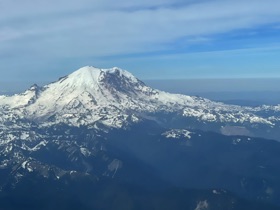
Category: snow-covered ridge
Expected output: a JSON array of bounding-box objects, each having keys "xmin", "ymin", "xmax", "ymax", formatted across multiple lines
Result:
[
  {"xmin": 0, "ymin": 65, "xmax": 279, "ymax": 132},
  {"xmin": 55, "ymin": 66, "xmax": 139, "ymax": 88}
]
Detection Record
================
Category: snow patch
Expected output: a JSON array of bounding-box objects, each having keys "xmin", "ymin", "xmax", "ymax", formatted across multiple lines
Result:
[
  {"xmin": 212, "ymin": 189, "xmax": 220, "ymax": 194},
  {"xmin": 194, "ymin": 200, "xmax": 209, "ymax": 210},
  {"xmin": 163, "ymin": 129, "xmax": 192, "ymax": 139},
  {"xmin": 21, "ymin": 161, "xmax": 28, "ymax": 169},
  {"xmin": 232, "ymin": 138, "xmax": 242, "ymax": 145},
  {"xmin": 80, "ymin": 147, "xmax": 91, "ymax": 157}
]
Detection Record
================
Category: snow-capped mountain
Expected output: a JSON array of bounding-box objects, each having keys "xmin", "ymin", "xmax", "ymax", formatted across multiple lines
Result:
[
  {"xmin": 0, "ymin": 66, "xmax": 279, "ymax": 137},
  {"xmin": 1, "ymin": 66, "xmax": 280, "ymax": 208},
  {"xmin": 1, "ymin": 66, "xmax": 198, "ymax": 127}
]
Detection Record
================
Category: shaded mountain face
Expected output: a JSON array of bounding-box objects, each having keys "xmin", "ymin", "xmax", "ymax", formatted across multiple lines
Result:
[
  {"xmin": 1, "ymin": 66, "xmax": 280, "ymax": 209},
  {"xmin": 1, "ymin": 123, "xmax": 280, "ymax": 209}
]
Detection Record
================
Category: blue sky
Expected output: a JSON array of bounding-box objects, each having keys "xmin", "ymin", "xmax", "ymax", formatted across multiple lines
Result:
[{"xmin": 1, "ymin": 0, "xmax": 280, "ymax": 91}]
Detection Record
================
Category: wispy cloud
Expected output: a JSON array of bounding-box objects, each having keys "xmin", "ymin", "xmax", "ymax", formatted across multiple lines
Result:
[
  {"xmin": 1, "ymin": 0, "xmax": 280, "ymax": 55},
  {"xmin": 0, "ymin": 0, "xmax": 280, "ymax": 84}
]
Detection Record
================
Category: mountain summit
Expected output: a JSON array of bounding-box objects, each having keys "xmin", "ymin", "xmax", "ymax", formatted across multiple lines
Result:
[
  {"xmin": 0, "ymin": 66, "xmax": 195, "ymax": 127},
  {"xmin": 57, "ymin": 66, "xmax": 141, "ymax": 92},
  {"xmin": 25, "ymin": 66, "xmax": 154, "ymax": 117},
  {"xmin": 0, "ymin": 66, "xmax": 279, "ymax": 138}
]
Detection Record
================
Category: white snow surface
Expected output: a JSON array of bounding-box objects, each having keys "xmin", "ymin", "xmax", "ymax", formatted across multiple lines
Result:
[
  {"xmin": 163, "ymin": 129, "xmax": 192, "ymax": 139},
  {"xmin": 194, "ymin": 200, "xmax": 209, "ymax": 210},
  {"xmin": 0, "ymin": 66, "xmax": 278, "ymax": 129}
]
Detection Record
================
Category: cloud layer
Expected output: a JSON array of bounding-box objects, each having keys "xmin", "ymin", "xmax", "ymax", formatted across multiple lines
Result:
[{"xmin": 1, "ymin": 0, "xmax": 280, "ymax": 86}]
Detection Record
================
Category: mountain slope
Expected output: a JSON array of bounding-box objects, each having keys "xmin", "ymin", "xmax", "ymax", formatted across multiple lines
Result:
[
  {"xmin": 0, "ymin": 66, "xmax": 279, "ymax": 139},
  {"xmin": 1, "ymin": 66, "xmax": 280, "ymax": 209},
  {"xmin": 1, "ymin": 122, "xmax": 280, "ymax": 208}
]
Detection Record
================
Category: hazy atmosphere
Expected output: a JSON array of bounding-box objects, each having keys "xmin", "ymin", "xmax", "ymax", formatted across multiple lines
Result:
[{"xmin": 1, "ymin": 0, "xmax": 280, "ymax": 91}]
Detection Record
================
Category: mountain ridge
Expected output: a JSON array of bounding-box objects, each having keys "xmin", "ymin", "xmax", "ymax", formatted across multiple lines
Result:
[
  {"xmin": 0, "ymin": 65, "xmax": 279, "ymax": 139},
  {"xmin": 1, "ymin": 66, "xmax": 280, "ymax": 208}
]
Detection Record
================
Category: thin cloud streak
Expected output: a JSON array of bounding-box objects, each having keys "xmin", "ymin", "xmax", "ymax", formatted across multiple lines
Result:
[
  {"xmin": 0, "ymin": 0, "xmax": 280, "ymax": 84},
  {"xmin": 1, "ymin": 0, "xmax": 280, "ymax": 55}
]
